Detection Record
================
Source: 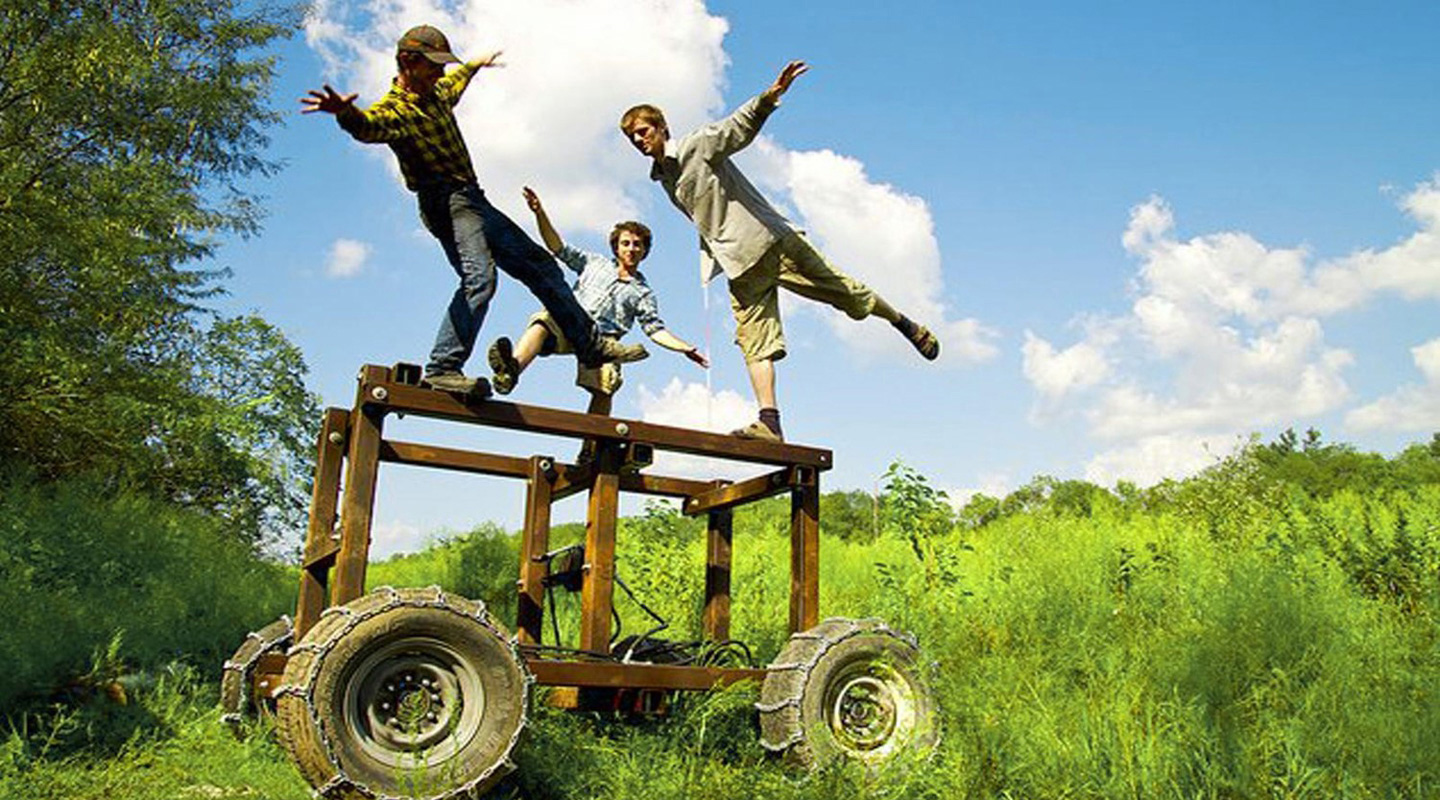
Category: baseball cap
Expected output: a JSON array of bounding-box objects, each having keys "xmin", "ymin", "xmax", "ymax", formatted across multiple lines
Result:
[{"xmin": 397, "ymin": 25, "xmax": 460, "ymax": 64}]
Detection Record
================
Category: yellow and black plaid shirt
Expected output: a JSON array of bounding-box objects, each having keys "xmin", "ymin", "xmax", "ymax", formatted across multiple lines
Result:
[{"xmin": 337, "ymin": 63, "xmax": 482, "ymax": 191}]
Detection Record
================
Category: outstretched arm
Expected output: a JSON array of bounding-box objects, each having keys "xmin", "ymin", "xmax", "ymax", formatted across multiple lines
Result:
[
  {"xmin": 706, "ymin": 60, "xmax": 810, "ymax": 157},
  {"xmin": 760, "ymin": 60, "xmax": 808, "ymax": 107},
  {"xmin": 522, "ymin": 187, "xmax": 564, "ymax": 255},
  {"xmin": 447, "ymin": 51, "xmax": 505, "ymax": 102},
  {"xmin": 300, "ymin": 84, "xmax": 358, "ymax": 116},
  {"xmin": 648, "ymin": 329, "xmax": 709, "ymax": 367}
]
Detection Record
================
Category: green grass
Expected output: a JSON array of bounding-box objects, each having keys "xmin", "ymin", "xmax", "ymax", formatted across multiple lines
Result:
[{"xmin": 5, "ymin": 485, "xmax": 1438, "ymax": 799}]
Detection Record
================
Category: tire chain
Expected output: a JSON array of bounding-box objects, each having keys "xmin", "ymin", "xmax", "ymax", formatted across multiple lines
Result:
[
  {"xmin": 274, "ymin": 586, "xmax": 533, "ymax": 800},
  {"xmin": 220, "ymin": 615, "xmax": 294, "ymax": 730},
  {"xmin": 756, "ymin": 617, "xmax": 920, "ymax": 761}
]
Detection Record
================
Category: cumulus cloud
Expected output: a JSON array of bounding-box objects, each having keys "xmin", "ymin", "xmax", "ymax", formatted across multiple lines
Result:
[
  {"xmin": 746, "ymin": 142, "xmax": 998, "ymax": 364},
  {"xmin": 370, "ymin": 518, "xmax": 426, "ymax": 559},
  {"xmin": 1022, "ymin": 331, "xmax": 1110, "ymax": 402},
  {"xmin": 326, "ymin": 237, "xmax": 372, "ymax": 278},
  {"xmin": 304, "ymin": 0, "xmax": 987, "ymax": 365},
  {"xmin": 1346, "ymin": 338, "xmax": 1440, "ymax": 431},
  {"xmin": 634, "ymin": 378, "xmax": 764, "ymax": 481},
  {"xmin": 1026, "ymin": 177, "xmax": 1440, "ymax": 486}
]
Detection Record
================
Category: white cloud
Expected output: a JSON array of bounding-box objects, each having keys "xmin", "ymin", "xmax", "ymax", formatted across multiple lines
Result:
[
  {"xmin": 326, "ymin": 237, "xmax": 372, "ymax": 278},
  {"xmin": 306, "ymin": 0, "xmax": 727, "ymax": 230},
  {"xmin": 1027, "ymin": 176, "xmax": 1440, "ymax": 486},
  {"xmin": 747, "ymin": 142, "xmax": 998, "ymax": 364},
  {"xmin": 634, "ymin": 377, "xmax": 764, "ymax": 481},
  {"xmin": 303, "ymin": 0, "xmax": 990, "ymax": 365},
  {"xmin": 1083, "ymin": 433, "xmax": 1238, "ymax": 488},
  {"xmin": 1022, "ymin": 331, "xmax": 1110, "ymax": 401},
  {"xmin": 1346, "ymin": 338, "xmax": 1440, "ymax": 432},
  {"xmin": 369, "ymin": 518, "xmax": 427, "ymax": 560}
]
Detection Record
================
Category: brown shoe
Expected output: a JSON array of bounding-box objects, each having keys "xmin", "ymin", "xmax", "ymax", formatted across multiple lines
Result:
[
  {"xmin": 423, "ymin": 371, "xmax": 492, "ymax": 399},
  {"xmin": 905, "ymin": 324, "xmax": 940, "ymax": 361},
  {"xmin": 488, "ymin": 337, "xmax": 520, "ymax": 395},
  {"xmin": 591, "ymin": 336, "xmax": 649, "ymax": 365},
  {"xmin": 731, "ymin": 420, "xmax": 783, "ymax": 443}
]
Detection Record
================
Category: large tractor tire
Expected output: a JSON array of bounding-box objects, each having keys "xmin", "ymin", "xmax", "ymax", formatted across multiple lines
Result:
[
  {"xmin": 275, "ymin": 587, "xmax": 530, "ymax": 800},
  {"xmin": 220, "ymin": 615, "xmax": 293, "ymax": 738},
  {"xmin": 758, "ymin": 618, "xmax": 938, "ymax": 769}
]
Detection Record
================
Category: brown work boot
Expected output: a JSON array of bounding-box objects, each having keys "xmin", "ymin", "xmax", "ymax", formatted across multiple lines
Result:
[
  {"xmin": 590, "ymin": 336, "xmax": 649, "ymax": 365},
  {"xmin": 423, "ymin": 371, "xmax": 492, "ymax": 399},
  {"xmin": 488, "ymin": 337, "xmax": 520, "ymax": 395},
  {"xmin": 731, "ymin": 420, "xmax": 783, "ymax": 443}
]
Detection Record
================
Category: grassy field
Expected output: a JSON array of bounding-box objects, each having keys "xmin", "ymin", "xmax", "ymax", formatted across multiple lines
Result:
[{"xmin": 5, "ymin": 472, "xmax": 1438, "ymax": 799}]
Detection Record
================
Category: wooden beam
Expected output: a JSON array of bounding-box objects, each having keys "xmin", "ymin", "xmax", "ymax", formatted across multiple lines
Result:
[
  {"xmin": 683, "ymin": 467, "xmax": 798, "ymax": 516},
  {"xmin": 789, "ymin": 471, "xmax": 821, "ymax": 634},
  {"xmin": 380, "ymin": 440, "xmax": 530, "ymax": 478},
  {"xmin": 526, "ymin": 659, "xmax": 765, "ymax": 691},
  {"xmin": 332, "ymin": 373, "xmax": 387, "ymax": 608},
  {"xmin": 358, "ymin": 370, "xmax": 833, "ymax": 470},
  {"xmin": 517, "ymin": 457, "xmax": 555, "ymax": 646},
  {"xmin": 703, "ymin": 506, "xmax": 734, "ymax": 642},
  {"xmin": 295, "ymin": 407, "xmax": 348, "ymax": 640}
]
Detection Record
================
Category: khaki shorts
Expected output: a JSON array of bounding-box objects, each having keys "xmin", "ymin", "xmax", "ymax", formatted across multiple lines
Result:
[
  {"xmin": 528, "ymin": 311, "xmax": 624, "ymax": 396},
  {"xmin": 729, "ymin": 232, "xmax": 878, "ymax": 363}
]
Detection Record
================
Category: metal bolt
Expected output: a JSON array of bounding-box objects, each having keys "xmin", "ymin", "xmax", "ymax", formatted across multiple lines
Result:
[
  {"xmin": 538, "ymin": 458, "xmax": 553, "ymax": 472},
  {"xmin": 327, "ymin": 431, "xmax": 344, "ymax": 446},
  {"xmin": 615, "ymin": 422, "xmax": 630, "ymax": 436},
  {"xmin": 431, "ymin": 692, "xmax": 441, "ymax": 702},
  {"xmin": 381, "ymin": 702, "xmax": 391, "ymax": 711},
  {"xmin": 386, "ymin": 683, "xmax": 396, "ymax": 692},
  {"xmin": 371, "ymin": 386, "xmax": 388, "ymax": 401}
]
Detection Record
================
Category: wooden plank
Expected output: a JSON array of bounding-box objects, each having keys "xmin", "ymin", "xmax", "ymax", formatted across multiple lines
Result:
[
  {"xmin": 789, "ymin": 470, "xmax": 821, "ymax": 633},
  {"xmin": 295, "ymin": 407, "xmax": 348, "ymax": 639},
  {"xmin": 517, "ymin": 457, "xmax": 554, "ymax": 646},
  {"xmin": 682, "ymin": 467, "xmax": 797, "ymax": 516},
  {"xmin": 360, "ymin": 372, "xmax": 833, "ymax": 470},
  {"xmin": 703, "ymin": 506, "xmax": 734, "ymax": 642},
  {"xmin": 332, "ymin": 368, "xmax": 388, "ymax": 607},
  {"xmin": 380, "ymin": 440, "xmax": 531, "ymax": 478},
  {"xmin": 526, "ymin": 660, "xmax": 765, "ymax": 691},
  {"xmin": 552, "ymin": 464, "xmax": 712, "ymax": 502},
  {"xmin": 579, "ymin": 448, "xmax": 621, "ymax": 654}
]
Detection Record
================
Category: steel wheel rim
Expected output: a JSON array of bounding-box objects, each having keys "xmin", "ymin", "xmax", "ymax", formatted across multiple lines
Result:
[
  {"xmin": 342, "ymin": 636, "xmax": 485, "ymax": 768},
  {"xmin": 823, "ymin": 661, "xmax": 916, "ymax": 758}
]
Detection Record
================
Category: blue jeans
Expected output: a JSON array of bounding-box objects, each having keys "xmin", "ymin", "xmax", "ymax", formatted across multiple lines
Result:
[{"xmin": 417, "ymin": 184, "xmax": 598, "ymax": 375}]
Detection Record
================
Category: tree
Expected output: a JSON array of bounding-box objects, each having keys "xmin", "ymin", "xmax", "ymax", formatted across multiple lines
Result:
[{"xmin": 0, "ymin": 0, "xmax": 315, "ymax": 550}]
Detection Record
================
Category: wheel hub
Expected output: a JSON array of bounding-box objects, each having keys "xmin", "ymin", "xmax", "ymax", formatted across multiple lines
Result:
[
  {"xmin": 345, "ymin": 639, "xmax": 486, "ymax": 766},
  {"xmin": 829, "ymin": 673, "xmax": 898, "ymax": 751}
]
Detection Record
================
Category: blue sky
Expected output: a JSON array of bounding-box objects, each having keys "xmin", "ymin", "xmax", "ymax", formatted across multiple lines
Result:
[{"xmin": 221, "ymin": 1, "xmax": 1440, "ymax": 556}]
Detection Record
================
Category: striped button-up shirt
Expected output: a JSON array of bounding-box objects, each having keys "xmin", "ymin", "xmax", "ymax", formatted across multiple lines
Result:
[
  {"xmin": 336, "ymin": 63, "xmax": 483, "ymax": 191},
  {"xmin": 557, "ymin": 246, "xmax": 665, "ymax": 339}
]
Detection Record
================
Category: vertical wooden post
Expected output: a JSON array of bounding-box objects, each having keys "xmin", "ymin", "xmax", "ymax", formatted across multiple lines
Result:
[
  {"xmin": 703, "ymin": 503, "xmax": 733, "ymax": 642},
  {"xmin": 789, "ymin": 468, "xmax": 820, "ymax": 634},
  {"xmin": 517, "ymin": 456, "xmax": 555, "ymax": 645},
  {"xmin": 579, "ymin": 444, "xmax": 620, "ymax": 654},
  {"xmin": 331, "ymin": 369, "xmax": 387, "ymax": 607},
  {"xmin": 294, "ymin": 407, "xmax": 349, "ymax": 640}
]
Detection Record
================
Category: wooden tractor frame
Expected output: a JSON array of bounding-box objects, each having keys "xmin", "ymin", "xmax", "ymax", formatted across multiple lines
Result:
[{"xmin": 221, "ymin": 363, "xmax": 938, "ymax": 798}]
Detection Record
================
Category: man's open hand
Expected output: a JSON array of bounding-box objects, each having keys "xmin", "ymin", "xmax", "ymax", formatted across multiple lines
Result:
[{"xmin": 301, "ymin": 85, "xmax": 358, "ymax": 115}]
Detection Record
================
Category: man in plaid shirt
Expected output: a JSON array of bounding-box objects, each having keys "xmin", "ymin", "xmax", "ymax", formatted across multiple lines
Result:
[{"xmin": 302, "ymin": 25, "xmax": 645, "ymax": 397}]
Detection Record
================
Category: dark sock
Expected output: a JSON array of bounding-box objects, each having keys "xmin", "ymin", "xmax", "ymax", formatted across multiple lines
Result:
[
  {"xmin": 759, "ymin": 407, "xmax": 783, "ymax": 437},
  {"xmin": 892, "ymin": 315, "xmax": 918, "ymax": 338}
]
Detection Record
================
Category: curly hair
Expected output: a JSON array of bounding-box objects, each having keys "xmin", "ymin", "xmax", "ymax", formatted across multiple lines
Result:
[{"xmin": 609, "ymin": 221, "xmax": 652, "ymax": 258}]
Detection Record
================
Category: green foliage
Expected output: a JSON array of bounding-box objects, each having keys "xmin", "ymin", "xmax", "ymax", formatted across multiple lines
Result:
[
  {"xmin": 367, "ymin": 522, "xmax": 522, "ymax": 623},
  {"xmin": 0, "ymin": 469, "xmax": 295, "ymax": 709},
  {"xmin": 0, "ymin": 0, "xmax": 317, "ymax": 548},
  {"xmin": 9, "ymin": 443, "xmax": 1440, "ymax": 798}
]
